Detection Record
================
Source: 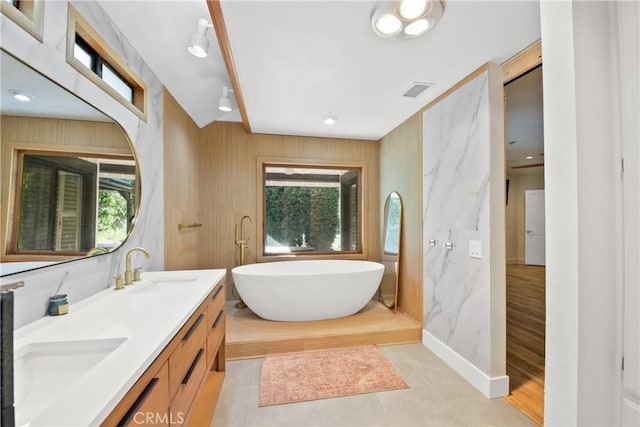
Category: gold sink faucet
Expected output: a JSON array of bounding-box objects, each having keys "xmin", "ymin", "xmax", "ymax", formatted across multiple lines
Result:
[
  {"xmin": 125, "ymin": 247, "xmax": 150, "ymax": 285},
  {"xmin": 86, "ymin": 247, "xmax": 108, "ymax": 256}
]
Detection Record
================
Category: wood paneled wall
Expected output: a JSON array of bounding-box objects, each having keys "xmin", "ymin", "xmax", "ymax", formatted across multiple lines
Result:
[
  {"xmin": 162, "ymin": 89, "xmax": 202, "ymax": 270},
  {"xmin": 379, "ymin": 114, "xmax": 423, "ymax": 324},
  {"xmin": 196, "ymin": 122, "xmax": 380, "ymax": 296},
  {"xmin": 0, "ymin": 115, "xmax": 131, "ymax": 260}
]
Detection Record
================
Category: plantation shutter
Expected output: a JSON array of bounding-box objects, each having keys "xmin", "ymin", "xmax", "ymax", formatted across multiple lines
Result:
[
  {"xmin": 55, "ymin": 170, "xmax": 83, "ymax": 251},
  {"xmin": 340, "ymin": 170, "xmax": 359, "ymax": 251}
]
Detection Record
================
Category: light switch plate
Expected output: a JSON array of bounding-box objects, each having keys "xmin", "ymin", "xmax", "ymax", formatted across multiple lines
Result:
[{"xmin": 469, "ymin": 240, "xmax": 482, "ymax": 259}]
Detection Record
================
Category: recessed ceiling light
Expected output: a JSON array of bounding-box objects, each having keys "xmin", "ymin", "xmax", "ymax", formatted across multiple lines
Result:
[
  {"xmin": 10, "ymin": 90, "xmax": 33, "ymax": 102},
  {"xmin": 525, "ymin": 156, "xmax": 534, "ymax": 160},
  {"xmin": 399, "ymin": 0, "xmax": 429, "ymax": 20},
  {"xmin": 323, "ymin": 115, "xmax": 338, "ymax": 126}
]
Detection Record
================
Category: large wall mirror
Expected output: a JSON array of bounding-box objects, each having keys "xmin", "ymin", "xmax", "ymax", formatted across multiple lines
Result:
[
  {"xmin": 1, "ymin": 50, "xmax": 139, "ymax": 277},
  {"xmin": 380, "ymin": 191, "xmax": 402, "ymax": 311}
]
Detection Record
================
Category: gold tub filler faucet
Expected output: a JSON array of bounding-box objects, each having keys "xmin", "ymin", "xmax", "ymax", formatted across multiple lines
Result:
[{"xmin": 234, "ymin": 215, "xmax": 253, "ymax": 309}]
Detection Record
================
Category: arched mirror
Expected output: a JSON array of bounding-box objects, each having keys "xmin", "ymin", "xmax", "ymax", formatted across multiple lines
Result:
[
  {"xmin": 1, "ymin": 50, "xmax": 139, "ymax": 277},
  {"xmin": 380, "ymin": 191, "xmax": 402, "ymax": 311}
]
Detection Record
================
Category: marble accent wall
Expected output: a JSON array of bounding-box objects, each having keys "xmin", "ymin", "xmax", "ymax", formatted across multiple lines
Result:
[
  {"xmin": 1, "ymin": 0, "xmax": 164, "ymax": 328},
  {"xmin": 422, "ymin": 66, "xmax": 505, "ymax": 377}
]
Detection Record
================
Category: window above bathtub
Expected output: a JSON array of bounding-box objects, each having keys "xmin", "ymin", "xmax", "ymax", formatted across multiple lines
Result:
[{"xmin": 257, "ymin": 159, "xmax": 366, "ymax": 261}]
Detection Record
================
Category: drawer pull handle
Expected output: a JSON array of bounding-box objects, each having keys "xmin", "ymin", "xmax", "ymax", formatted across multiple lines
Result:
[
  {"xmin": 182, "ymin": 349, "xmax": 204, "ymax": 385},
  {"xmin": 212, "ymin": 310, "xmax": 224, "ymax": 329},
  {"xmin": 117, "ymin": 377, "xmax": 159, "ymax": 427},
  {"xmin": 213, "ymin": 285, "xmax": 224, "ymax": 299},
  {"xmin": 182, "ymin": 313, "xmax": 204, "ymax": 342}
]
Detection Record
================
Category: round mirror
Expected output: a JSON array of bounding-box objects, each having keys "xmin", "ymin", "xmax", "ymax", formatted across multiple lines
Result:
[
  {"xmin": 1, "ymin": 50, "xmax": 140, "ymax": 277},
  {"xmin": 380, "ymin": 191, "xmax": 402, "ymax": 311}
]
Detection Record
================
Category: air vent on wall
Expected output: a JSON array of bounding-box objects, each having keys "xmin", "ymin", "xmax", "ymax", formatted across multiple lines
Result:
[{"xmin": 403, "ymin": 82, "xmax": 433, "ymax": 98}]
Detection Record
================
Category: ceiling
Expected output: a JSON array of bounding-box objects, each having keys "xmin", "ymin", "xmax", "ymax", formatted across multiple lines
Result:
[
  {"xmin": 99, "ymin": 0, "xmax": 541, "ymax": 140},
  {"xmin": 1, "ymin": 51, "xmax": 110, "ymax": 122},
  {"xmin": 505, "ymin": 66, "xmax": 544, "ymax": 170},
  {"xmin": 98, "ymin": 0, "xmax": 242, "ymax": 128}
]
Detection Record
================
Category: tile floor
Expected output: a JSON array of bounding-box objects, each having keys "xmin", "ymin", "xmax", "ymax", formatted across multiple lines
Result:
[{"xmin": 211, "ymin": 344, "xmax": 536, "ymax": 426}]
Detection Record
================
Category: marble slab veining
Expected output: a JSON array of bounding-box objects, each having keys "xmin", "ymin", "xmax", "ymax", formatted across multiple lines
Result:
[{"xmin": 422, "ymin": 71, "xmax": 492, "ymax": 375}]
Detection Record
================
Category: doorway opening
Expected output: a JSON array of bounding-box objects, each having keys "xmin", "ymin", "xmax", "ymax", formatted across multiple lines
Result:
[{"xmin": 504, "ymin": 61, "xmax": 545, "ymax": 425}]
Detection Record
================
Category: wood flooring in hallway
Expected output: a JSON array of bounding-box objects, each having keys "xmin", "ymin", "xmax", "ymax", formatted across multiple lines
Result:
[{"xmin": 504, "ymin": 264, "xmax": 546, "ymax": 425}]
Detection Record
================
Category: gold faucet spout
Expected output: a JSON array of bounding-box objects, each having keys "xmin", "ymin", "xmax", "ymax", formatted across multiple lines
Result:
[
  {"xmin": 125, "ymin": 247, "xmax": 150, "ymax": 285},
  {"xmin": 86, "ymin": 247, "xmax": 108, "ymax": 256}
]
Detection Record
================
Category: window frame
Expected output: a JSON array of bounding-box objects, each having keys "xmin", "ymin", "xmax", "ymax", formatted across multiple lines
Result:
[
  {"xmin": 0, "ymin": 0, "xmax": 44, "ymax": 42},
  {"xmin": 66, "ymin": 5, "xmax": 147, "ymax": 121},
  {"xmin": 256, "ymin": 157, "xmax": 368, "ymax": 262},
  {"xmin": 73, "ymin": 35, "xmax": 134, "ymax": 104},
  {"xmin": 7, "ymin": 147, "xmax": 138, "ymax": 259}
]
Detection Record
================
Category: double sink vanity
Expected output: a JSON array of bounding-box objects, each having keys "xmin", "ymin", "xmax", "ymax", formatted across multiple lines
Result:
[{"xmin": 13, "ymin": 269, "xmax": 227, "ymax": 426}]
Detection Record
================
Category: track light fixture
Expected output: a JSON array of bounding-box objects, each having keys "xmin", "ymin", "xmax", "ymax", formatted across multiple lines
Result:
[
  {"xmin": 218, "ymin": 86, "xmax": 233, "ymax": 112},
  {"xmin": 188, "ymin": 18, "xmax": 213, "ymax": 58}
]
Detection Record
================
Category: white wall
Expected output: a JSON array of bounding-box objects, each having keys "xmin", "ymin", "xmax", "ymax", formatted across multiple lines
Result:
[
  {"xmin": 506, "ymin": 170, "xmax": 545, "ymax": 264},
  {"xmin": 541, "ymin": 1, "xmax": 630, "ymax": 424},
  {"xmin": 422, "ymin": 64, "xmax": 507, "ymax": 398},
  {"xmin": 618, "ymin": 1, "xmax": 640, "ymax": 424},
  {"xmin": 0, "ymin": 0, "xmax": 164, "ymax": 328}
]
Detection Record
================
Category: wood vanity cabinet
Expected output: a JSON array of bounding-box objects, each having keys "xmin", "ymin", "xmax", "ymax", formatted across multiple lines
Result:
[{"xmin": 101, "ymin": 278, "xmax": 226, "ymax": 427}]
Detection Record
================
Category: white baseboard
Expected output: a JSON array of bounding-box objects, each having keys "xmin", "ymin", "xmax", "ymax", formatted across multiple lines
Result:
[{"xmin": 422, "ymin": 329, "xmax": 509, "ymax": 399}]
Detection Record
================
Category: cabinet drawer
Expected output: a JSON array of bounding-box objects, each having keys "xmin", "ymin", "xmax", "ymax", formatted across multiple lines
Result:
[
  {"xmin": 170, "ymin": 347, "xmax": 207, "ymax": 426},
  {"xmin": 119, "ymin": 361, "xmax": 170, "ymax": 426},
  {"xmin": 207, "ymin": 309, "xmax": 225, "ymax": 366},
  {"xmin": 207, "ymin": 282, "xmax": 225, "ymax": 323},
  {"xmin": 169, "ymin": 305, "xmax": 207, "ymax": 399}
]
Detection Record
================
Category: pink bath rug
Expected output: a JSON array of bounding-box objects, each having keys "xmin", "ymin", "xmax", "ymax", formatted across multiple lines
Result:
[{"xmin": 258, "ymin": 345, "xmax": 408, "ymax": 406}]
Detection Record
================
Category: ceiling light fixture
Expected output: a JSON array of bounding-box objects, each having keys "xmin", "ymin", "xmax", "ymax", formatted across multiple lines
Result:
[
  {"xmin": 371, "ymin": 0, "xmax": 444, "ymax": 40},
  {"xmin": 188, "ymin": 18, "xmax": 213, "ymax": 58},
  {"xmin": 399, "ymin": 0, "xmax": 429, "ymax": 19},
  {"xmin": 218, "ymin": 86, "xmax": 233, "ymax": 112},
  {"xmin": 323, "ymin": 115, "xmax": 338, "ymax": 126},
  {"xmin": 525, "ymin": 156, "xmax": 534, "ymax": 160},
  {"xmin": 10, "ymin": 90, "xmax": 33, "ymax": 102}
]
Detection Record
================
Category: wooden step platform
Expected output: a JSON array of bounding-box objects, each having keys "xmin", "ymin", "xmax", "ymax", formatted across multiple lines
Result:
[{"xmin": 226, "ymin": 301, "xmax": 422, "ymax": 360}]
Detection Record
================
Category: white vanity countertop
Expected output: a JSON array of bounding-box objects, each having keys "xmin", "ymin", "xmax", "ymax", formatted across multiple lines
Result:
[{"xmin": 13, "ymin": 269, "xmax": 226, "ymax": 427}]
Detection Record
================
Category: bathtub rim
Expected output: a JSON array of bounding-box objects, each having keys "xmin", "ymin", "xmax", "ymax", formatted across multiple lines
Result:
[{"xmin": 231, "ymin": 259, "xmax": 384, "ymax": 277}]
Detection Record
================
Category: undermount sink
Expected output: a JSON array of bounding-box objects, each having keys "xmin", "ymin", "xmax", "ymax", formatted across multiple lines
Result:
[
  {"xmin": 129, "ymin": 276, "xmax": 200, "ymax": 294},
  {"xmin": 14, "ymin": 337, "xmax": 126, "ymax": 427}
]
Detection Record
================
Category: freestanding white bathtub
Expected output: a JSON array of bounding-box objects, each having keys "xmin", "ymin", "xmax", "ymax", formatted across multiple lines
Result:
[{"xmin": 231, "ymin": 260, "xmax": 384, "ymax": 321}]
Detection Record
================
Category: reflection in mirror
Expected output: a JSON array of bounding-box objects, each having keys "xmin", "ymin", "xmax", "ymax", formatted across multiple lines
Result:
[
  {"xmin": 1, "ymin": 50, "xmax": 139, "ymax": 277},
  {"xmin": 15, "ymin": 153, "xmax": 135, "ymax": 253},
  {"xmin": 380, "ymin": 192, "xmax": 402, "ymax": 311}
]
